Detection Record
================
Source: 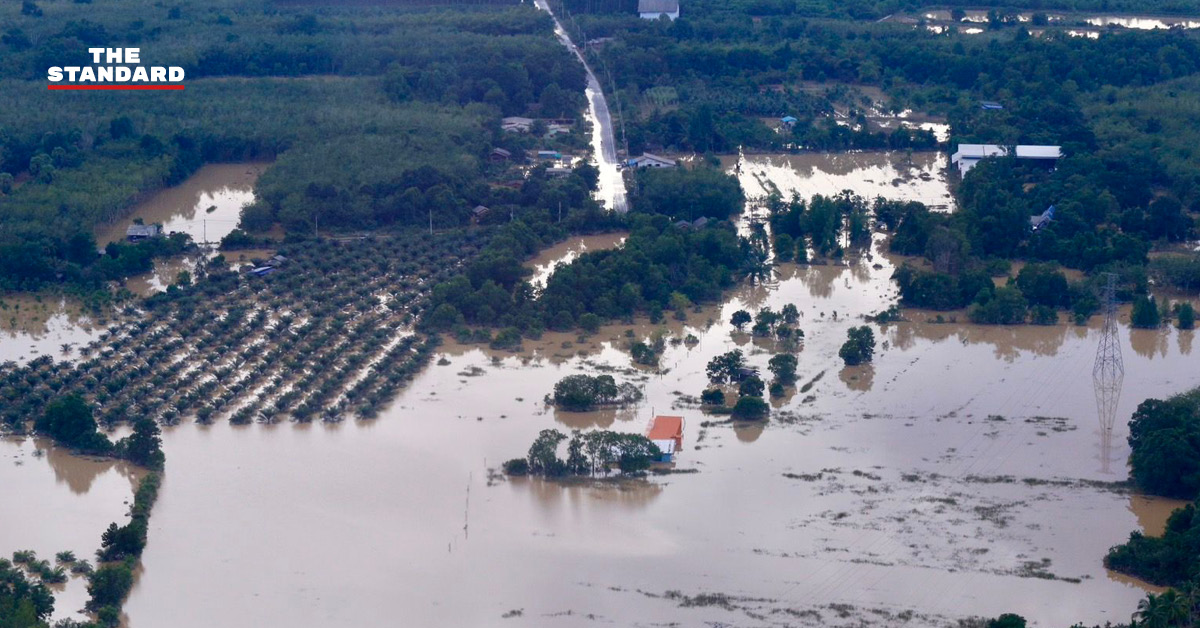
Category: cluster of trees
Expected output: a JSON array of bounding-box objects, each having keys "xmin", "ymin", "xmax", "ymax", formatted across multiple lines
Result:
[
  {"xmin": 0, "ymin": 558, "xmax": 53, "ymax": 628},
  {"xmin": 31, "ymin": 394, "xmax": 166, "ymax": 470},
  {"xmin": 504, "ymin": 428, "xmax": 663, "ymax": 476},
  {"xmin": 702, "ymin": 349, "xmax": 773, "ymax": 419},
  {"xmin": 1127, "ymin": 390, "xmax": 1200, "ymax": 500},
  {"xmin": 767, "ymin": 191, "xmax": 872, "ymax": 260},
  {"xmin": 550, "ymin": 374, "xmax": 642, "ymax": 411},
  {"xmin": 730, "ymin": 304, "xmax": 805, "ymax": 344},
  {"xmin": 1106, "ymin": 501, "xmax": 1200, "ymax": 589},
  {"xmin": 427, "ymin": 167, "xmax": 751, "ymax": 334}
]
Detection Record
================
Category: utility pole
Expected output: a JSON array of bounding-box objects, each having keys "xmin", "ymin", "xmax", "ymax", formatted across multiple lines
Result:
[{"xmin": 1093, "ymin": 272, "xmax": 1124, "ymax": 473}]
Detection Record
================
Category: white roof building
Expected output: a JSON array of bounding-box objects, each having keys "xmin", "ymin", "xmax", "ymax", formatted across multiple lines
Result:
[
  {"xmin": 639, "ymin": 0, "xmax": 679, "ymax": 20},
  {"xmin": 627, "ymin": 153, "xmax": 676, "ymax": 169},
  {"xmin": 950, "ymin": 144, "xmax": 1062, "ymax": 176}
]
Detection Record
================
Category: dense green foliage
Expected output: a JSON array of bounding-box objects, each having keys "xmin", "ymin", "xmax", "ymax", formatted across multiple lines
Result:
[
  {"xmin": 114, "ymin": 418, "xmax": 165, "ymax": 470},
  {"xmin": 1106, "ymin": 501, "xmax": 1200, "ymax": 588},
  {"xmin": 428, "ymin": 168, "xmax": 753, "ymax": 334},
  {"xmin": 0, "ymin": 559, "xmax": 52, "ymax": 628},
  {"xmin": 839, "ymin": 326, "xmax": 876, "ymax": 365},
  {"xmin": 520, "ymin": 427, "xmax": 662, "ymax": 476},
  {"xmin": 550, "ymin": 374, "xmax": 642, "ymax": 410},
  {"xmin": 1128, "ymin": 389, "xmax": 1200, "ymax": 500},
  {"xmin": 33, "ymin": 394, "xmax": 112, "ymax": 454},
  {"xmin": 0, "ymin": 0, "xmax": 587, "ymax": 292}
]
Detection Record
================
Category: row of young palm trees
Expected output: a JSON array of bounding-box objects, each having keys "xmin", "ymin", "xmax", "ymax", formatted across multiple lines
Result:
[{"xmin": 0, "ymin": 229, "xmax": 493, "ymax": 431}]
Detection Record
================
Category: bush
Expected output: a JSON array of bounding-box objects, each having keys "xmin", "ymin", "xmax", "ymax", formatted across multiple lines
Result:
[
  {"xmin": 502, "ymin": 458, "xmax": 529, "ymax": 475},
  {"xmin": 700, "ymin": 388, "xmax": 725, "ymax": 405},
  {"xmin": 731, "ymin": 396, "xmax": 769, "ymax": 420}
]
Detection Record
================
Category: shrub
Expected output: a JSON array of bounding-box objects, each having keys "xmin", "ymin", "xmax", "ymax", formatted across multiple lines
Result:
[
  {"xmin": 731, "ymin": 396, "xmax": 769, "ymax": 420},
  {"xmin": 502, "ymin": 458, "xmax": 529, "ymax": 475}
]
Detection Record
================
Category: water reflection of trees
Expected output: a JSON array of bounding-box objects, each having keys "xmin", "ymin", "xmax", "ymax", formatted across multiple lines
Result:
[
  {"xmin": 553, "ymin": 406, "xmax": 639, "ymax": 430},
  {"xmin": 839, "ymin": 363, "xmax": 875, "ymax": 392},
  {"xmin": 1128, "ymin": 328, "xmax": 1169, "ymax": 359},
  {"xmin": 523, "ymin": 476, "xmax": 664, "ymax": 511},
  {"xmin": 42, "ymin": 438, "xmax": 140, "ymax": 495},
  {"xmin": 1179, "ymin": 331, "xmax": 1194, "ymax": 356},
  {"xmin": 887, "ymin": 320, "xmax": 1076, "ymax": 359}
]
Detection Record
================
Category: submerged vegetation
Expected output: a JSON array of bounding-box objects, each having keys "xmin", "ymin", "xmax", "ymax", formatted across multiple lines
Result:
[
  {"xmin": 506, "ymin": 428, "xmax": 663, "ymax": 477},
  {"xmin": 549, "ymin": 374, "xmax": 642, "ymax": 411}
]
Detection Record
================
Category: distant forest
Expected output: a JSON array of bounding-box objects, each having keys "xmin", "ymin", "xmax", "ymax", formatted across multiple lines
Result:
[{"xmin": 0, "ymin": 0, "xmax": 592, "ymax": 293}]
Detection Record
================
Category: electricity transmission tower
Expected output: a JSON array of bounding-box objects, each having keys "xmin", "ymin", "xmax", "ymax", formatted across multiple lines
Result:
[{"xmin": 1093, "ymin": 272, "xmax": 1124, "ymax": 473}]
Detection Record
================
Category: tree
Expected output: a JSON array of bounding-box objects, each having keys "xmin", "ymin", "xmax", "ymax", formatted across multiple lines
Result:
[
  {"xmin": 700, "ymin": 388, "xmax": 725, "ymax": 405},
  {"xmin": 768, "ymin": 353, "xmax": 798, "ymax": 384},
  {"xmin": 35, "ymin": 394, "xmax": 111, "ymax": 453},
  {"xmin": 1132, "ymin": 295, "xmax": 1162, "ymax": 329},
  {"xmin": 780, "ymin": 303, "xmax": 800, "ymax": 325},
  {"xmin": 730, "ymin": 309, "xmax": 752, "ymax": 331},
  {"xmin": 839, "ymin": 326, "xmax": 876, "ymax": 366},
  {"xmin": 706, "ymin": 350, "xmax": 745, "ymax": 384},
  {"xmin": 87, "ymin": 563, "xmax": 133, "ymax": 611},
  {"xmin": 1177, "ymin": 303, "xmax": 1195, "ymax": 330},
  {"xmin": 116, "ymin": 418, "xmax": 165, "ymax": 470},
  {"xmin": 527, "ymin": 429, "xmax": 567, "ymax": 476},
  {"xmin": 738, "ymin": 375, "xmax": 765, "ymax": 398},
  {"xmin": 551, "ymin": 374, "xmax": 627, "ymax": 411}
]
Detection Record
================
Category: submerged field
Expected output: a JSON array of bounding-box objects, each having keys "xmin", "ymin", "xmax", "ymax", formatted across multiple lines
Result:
[{"xmin": 2, "ymin": 155, "xmax": 1195, "ymax": 626}]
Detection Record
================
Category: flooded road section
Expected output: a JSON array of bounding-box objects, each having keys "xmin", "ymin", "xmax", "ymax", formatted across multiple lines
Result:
[
  {"xmin": 727, "ymin": 151, "xmax": 956, "ymax": 212},
  {"xmin": 535, "ymin": 0, "xmax": 628, "ymax": 213},
  {"xmin": 0, "ymin": 436, "xmax": 143, "ymax": 623},
  {"xmin": 94, "ymin": 163, "xmax": 268, "ymax": 247}
]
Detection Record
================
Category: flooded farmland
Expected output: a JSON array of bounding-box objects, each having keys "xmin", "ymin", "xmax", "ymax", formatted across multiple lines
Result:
[
  {"xmin": 117, "ymin": 246, "xmax": 1197, "ymax": 627},
  {"xmin": 94, "ymin": 163, "xmax": 268, "ymax": 247},
  {"xmin": 726, "ymin": 151, "xmax": 956, "ymax": 212},
  {"xmin": 5, "ymin": 148, "xmax": 1197, "ymax": 628}
]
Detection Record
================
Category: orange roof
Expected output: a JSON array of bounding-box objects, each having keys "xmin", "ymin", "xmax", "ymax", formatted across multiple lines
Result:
[{"xmin": 648, "ymin": 415, "xmax": 683, "ymax": 440}]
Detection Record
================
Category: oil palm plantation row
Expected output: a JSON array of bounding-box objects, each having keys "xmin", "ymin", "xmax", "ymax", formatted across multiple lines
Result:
[{"xmin": 0, "ymin": 229, "xmax": 492, "ymax": 432}]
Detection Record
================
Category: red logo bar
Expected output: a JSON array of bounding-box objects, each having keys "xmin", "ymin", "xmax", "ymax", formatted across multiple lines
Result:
[{"xmin": 48, "ymin": 85, "xmax": 185, "ymax": 90}]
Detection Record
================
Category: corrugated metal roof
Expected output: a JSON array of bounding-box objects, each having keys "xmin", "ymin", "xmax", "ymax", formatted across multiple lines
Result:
[{"xmin": 639, "ymin": 0, "xmax": 679, "ymax": 13}]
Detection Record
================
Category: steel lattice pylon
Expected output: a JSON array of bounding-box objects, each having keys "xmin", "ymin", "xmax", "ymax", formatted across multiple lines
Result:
[{"xmin": 1093, "ymin": 273, "xmax": 1124, "ymax": 473}]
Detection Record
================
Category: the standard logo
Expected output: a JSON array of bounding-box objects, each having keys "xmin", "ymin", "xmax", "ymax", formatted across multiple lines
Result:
[{"xmin": 48, "ymin": 48, "xmax": 185, "ymax": 90}]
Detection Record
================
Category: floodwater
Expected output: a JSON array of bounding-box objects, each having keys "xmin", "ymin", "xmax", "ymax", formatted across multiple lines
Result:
[
  {"xmin": 121, "ymin": 244, "xmax": 1199, "ymax": 627},
  {"xmin": 1085, "ymin": 16, "xmax": 1200, "ymax": 29},
  {"xmin": 523, "ymin": 232, "xmax": 627, "ymax": 289},
  {"xmin": 725, "ymin": 151, "xmax": 955, "ymax": 212},
  {"xmin": 0, "ymin": 436, "xmax": 143, "ymax": 623},
  {"xmin": 0, "ymin": 295, "xmax": 103, "ymax": 366},
  {"xmin": 94, "ymin": 163, "xmax": 268, "ymax": 247},
  {"xmin": 11, "ymin": 147, "xmax": 1198, "ymax": 626},
  {"xmin": 535, "ymin": 0, "xmax": 628, "ymax": 213}
]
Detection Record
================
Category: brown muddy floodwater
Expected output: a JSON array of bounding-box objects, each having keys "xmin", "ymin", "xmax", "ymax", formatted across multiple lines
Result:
[
  {"xmin": 0, "ymin": 295, "xmax": 103, "ymax": 366},
  {"xmin": 95, "ymin": 163, "xmax": 268, "ymax": 247},
  {"xmin": 0, "ymin": 436, "xmax": 143, "ymax": 623},
  {"xmin": 523, "ymin": 232, "xmax": 628, "ymax": 289},
  {"xmin": 123, "ymin": 242, "xmax": 1198, "ymax": 626},
  {"xmin": 9, "ymin": 151, "xmax": 1194, "ymax": 627},
  {"xmin": 725, "ymin": 151, "xmax": 956, "ymax": 212}
]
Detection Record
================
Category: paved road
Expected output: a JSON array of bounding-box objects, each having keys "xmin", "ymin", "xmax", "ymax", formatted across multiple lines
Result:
[{"xmin": 534, "ymin": 0, "xmax": 629, "ymax": 213}]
